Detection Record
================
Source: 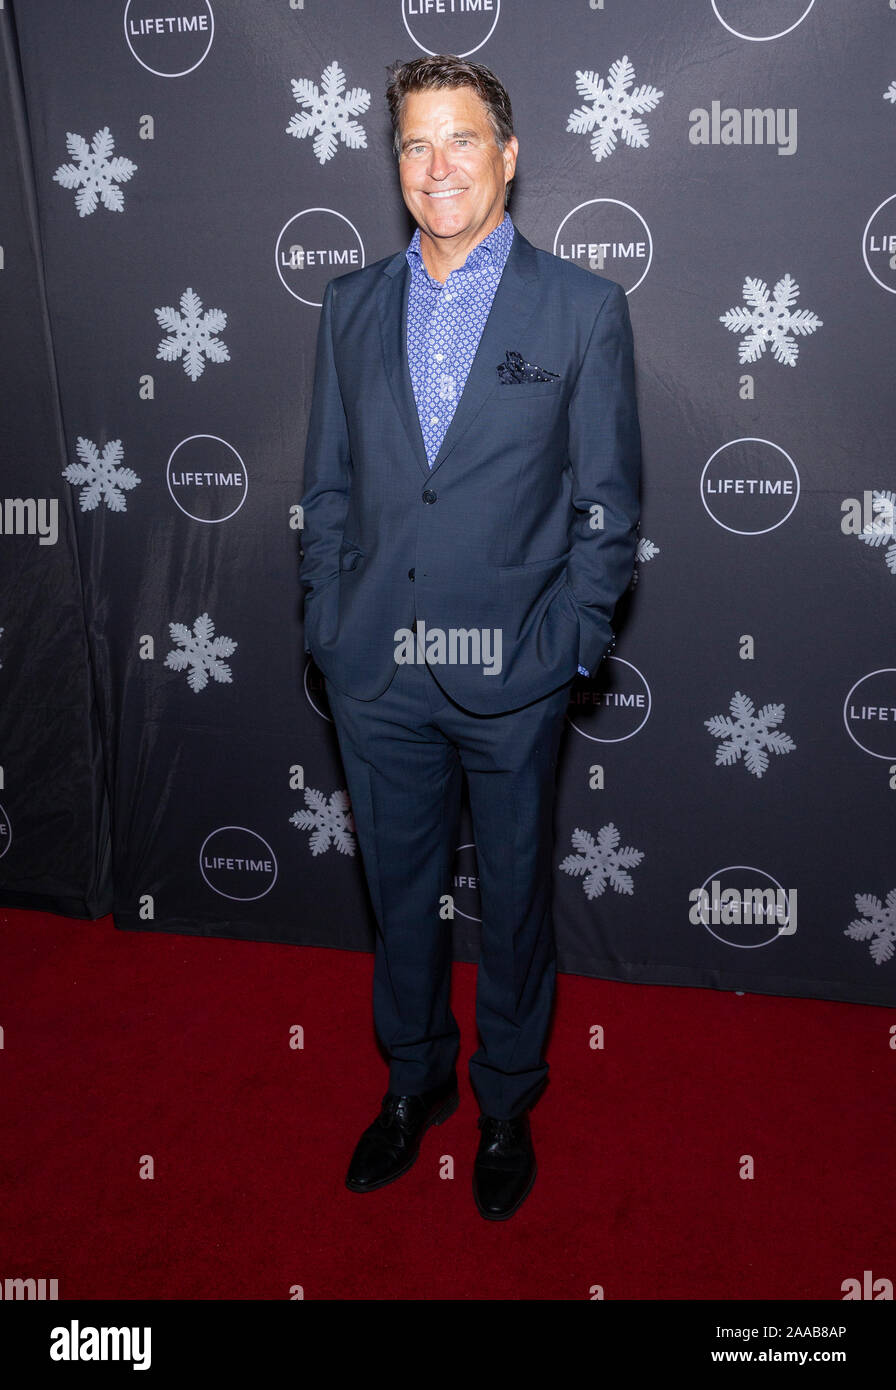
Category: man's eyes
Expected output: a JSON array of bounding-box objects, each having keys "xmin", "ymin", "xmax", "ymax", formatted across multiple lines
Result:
[{"xmin": 407, "ymin": 138, "xmax": 471, "ymax": 155}]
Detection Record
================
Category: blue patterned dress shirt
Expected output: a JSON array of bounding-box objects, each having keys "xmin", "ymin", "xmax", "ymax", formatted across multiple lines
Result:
[{"xmin": 404, "ymin": 213, "xmax": 590, "ymax": 677}]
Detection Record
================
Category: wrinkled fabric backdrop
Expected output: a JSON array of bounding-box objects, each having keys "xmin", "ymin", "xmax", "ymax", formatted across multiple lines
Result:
[{"xmin": 1, "ymin": 0, "xmax": 894, "ymax": 1005}]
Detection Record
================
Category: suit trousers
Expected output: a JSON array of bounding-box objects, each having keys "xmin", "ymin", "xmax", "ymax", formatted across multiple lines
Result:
[{"xmin": 323, "ymin": 651, "xmax": 573, "ymax": 1119}]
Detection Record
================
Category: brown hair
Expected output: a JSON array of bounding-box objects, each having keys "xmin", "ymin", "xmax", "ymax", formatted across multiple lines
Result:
[{"xmin": 386, "ymin": 54, "xmax": 515, "ymax": 205}]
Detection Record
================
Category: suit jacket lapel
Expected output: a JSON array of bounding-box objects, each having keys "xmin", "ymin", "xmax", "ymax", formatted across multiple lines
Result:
[{"xmin": 378, "ymin": 225, "xmax": 540, "ymax": 481}]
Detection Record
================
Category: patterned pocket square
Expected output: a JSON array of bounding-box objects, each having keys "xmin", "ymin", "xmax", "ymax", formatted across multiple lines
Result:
[{"xmin": 496, "ymin": 349, "xmax": 560, "ymax": 384}]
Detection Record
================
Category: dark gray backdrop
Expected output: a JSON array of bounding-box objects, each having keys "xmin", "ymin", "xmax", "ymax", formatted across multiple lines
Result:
[{"xmin": 1, "ymin": 0, "xmax": 894, "ymax": 1005}]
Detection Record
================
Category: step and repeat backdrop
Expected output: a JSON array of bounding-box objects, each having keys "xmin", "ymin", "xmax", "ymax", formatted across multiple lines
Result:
[{"xmin": 1, "ymin": 1, "xmax": 894, "ymax": 1005}]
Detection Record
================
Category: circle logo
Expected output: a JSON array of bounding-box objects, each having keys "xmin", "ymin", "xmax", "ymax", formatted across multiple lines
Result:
[
  {"xmin": 843, "ymin": 670, "xmax": 896, "ymax": 760},
  {"xmin": 862, "ymin": 194, "xmax": 896, "ymax": 295},
  {"xmin": 303, "ymin": 657, "xmax": 333, "ymax": 722},
  {"xmin": 276, "ymin": 209, "xmax": 365, "ymax": 307},
  {"xmin": 711, "ymin": 1, "xmax": 816, "ymax": 42},
  {"xmin": 553, "ymin": 199, "xmax": 652, "ymax": 295},
  {"xmin": 124, "ymin": 0, "xmax": 214, "ymax": 77},
  {"xmin": 401, "ymin": 0, "xmax": 501, "ymax": 58},
  {"xmin": 166, "ymin": 435, "xmax": 247, "ymax": 523},
  {"xmin": 567, "ymin": 656, "xmax": 651, "ymax": 743},
  {"xmin": 199, "ymin": 826, "xmax": 278, "ymax": 900},
  {"xmin": 701, "ymin": 438, "xmax": 799, "ymax": 535},
  {"xmin": 693, "ymin": 865, "xmax": 795, "ymax": 948},
  {"xmin": 451, "ymin": 842, "xmax": 481, "ymax": 923}
]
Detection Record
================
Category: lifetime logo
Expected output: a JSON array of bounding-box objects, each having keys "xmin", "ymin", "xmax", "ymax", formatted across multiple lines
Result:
[
  {"xmin": 700, "ymin": 439, "xmax": 800, "ymax": 536},
  {"xmin": 123, "ymin": 1, "xmax": 215, "ymax": 79},
  {"xmin": 704, "ymin": 478, "xmax": 794, "ymax": 495},
  {"xmin": 862, "ymin": 195, "xmax": 896, "ymax": 293},
  {"xmin": 402, "ymin": 0, "xmax": 501, "ymax": 62},
  {"xmin": 553, "ymin": 199, "xmax": 653, "ymax": 294},
  {"xmin": 843, "ymin": 671, "xmax": 896, "ymax": 760},
  {"xmin": 557, "ymin": 241, "xmax": 647, "ymax": 265},
  {"xmin": 406, "ymin": 0, "xmax": 495, "ymax": 11},
  {"xmin": 689, "ymin": 881, "xmax": 797, "ymax": 934},
  {"xmin": 167, "ymin": 436, "xmax": 248, "ymax": 524},
  {"xmin": 127, "ymin": 14, "xmax": 209, "ymax": 35},
  {"xmin": 199, "ymin": 827, "xmax": 278, "ymax": 901},
  {"xmin": 690, "ymin": 867, "xmax": 798, "ymax": 948},
  {"xmin": 281, "ymin": 245, "xmax": 361, "ymax": 270},
  {"xmin": 275, "ymin": 210, "xmax": 365, "ymax": 307}
]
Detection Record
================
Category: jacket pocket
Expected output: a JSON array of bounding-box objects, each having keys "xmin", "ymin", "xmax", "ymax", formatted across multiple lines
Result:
[
  {"xmin": 495, "ymin": 380, "xmax": 562, "ymax": 400},
  {"xmin": 497, "ymin": 551, "xmax": 569, "ymax": 574}
]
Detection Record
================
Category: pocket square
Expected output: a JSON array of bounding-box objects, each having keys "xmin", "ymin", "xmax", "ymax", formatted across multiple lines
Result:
[{"xmin": 496, "ymin": 349, "xmax": 560, "ymax": 384}]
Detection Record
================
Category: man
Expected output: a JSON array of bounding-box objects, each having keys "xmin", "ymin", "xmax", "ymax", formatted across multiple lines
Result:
[{"xmin": 299, "ymin": 54, "xmax": 641, "ymax": 1220}]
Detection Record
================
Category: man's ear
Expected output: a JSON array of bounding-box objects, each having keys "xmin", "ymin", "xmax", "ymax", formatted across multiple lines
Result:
[{"xmin": 503, "ymin": 135, "xmax": 519, "ymax": 183}]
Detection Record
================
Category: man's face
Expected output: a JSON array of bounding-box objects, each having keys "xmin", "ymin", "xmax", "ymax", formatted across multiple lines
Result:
[{"xmin": 397, "ymin": 85, "xmax": 517, "ymax": 252}]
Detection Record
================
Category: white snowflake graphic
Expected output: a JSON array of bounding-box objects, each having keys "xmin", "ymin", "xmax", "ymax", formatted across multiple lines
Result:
[
  {"xmin": 856, "ymin": 489, "xmax": 896, "ymax": 575},
  {"xmin": 845, "ymin": 890, "xmax": 896, "ymax": 965},
  {"xmin": 63, "ymin": 437, "xmax": 140, "ymax": 512},
  {"xmin": 286, "ymin": 60, "xmax": 370, "ymax": 165},
  {"xmin": 884, "ymin": 81, "xmax": 896, "ymax": 104},
  {"xmin": 154, "ymin": 288, "xmax": 230, "ymax": 382},
  {"xmin": 630, "ymin": 535, "xmax": 659, "ymax": 588},
  {"xmin": 52, "ymin": 127, "xmax": 136, "ymax": 217},
  {"xmin": 705, "ymin": 691, "xmax": 796, "ymax": 778},
  {"xmin": 720, "ymin": 274, "xmax": 822, "ymax": 367},
  {"xmin": 164, "ymin": 613, "xmax": 237, "ymax": 693},
  {"xmin": 567, "ymin": 56, "xmax": 663, "ymax": 163},
  {"xmin": 290, "ymin": 787, "xmax": 356, "ymax": 856},
  {"xmin": 559, "ymin": 822, "xmax": 644, "ymax": 899}
]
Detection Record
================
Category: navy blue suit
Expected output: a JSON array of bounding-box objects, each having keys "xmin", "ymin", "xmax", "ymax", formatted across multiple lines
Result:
[{"xmin": 300, "ymin": 225, "xmax": 641, "ymax": 1116}]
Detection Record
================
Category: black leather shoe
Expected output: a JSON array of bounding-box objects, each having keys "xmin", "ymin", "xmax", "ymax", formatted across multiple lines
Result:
[
  {"xmin": 345, "ymin": 1074, "xmax": 459, "ymax": 1192},
  {"xmin": 473, "ymin": 1112, "xmax": 536, "ymax": 1220}
]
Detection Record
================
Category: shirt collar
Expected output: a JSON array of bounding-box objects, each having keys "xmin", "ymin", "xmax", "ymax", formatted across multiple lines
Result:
[{"xmin": 405, "ymin": 211, "xmax": 514, "ymax": 283}]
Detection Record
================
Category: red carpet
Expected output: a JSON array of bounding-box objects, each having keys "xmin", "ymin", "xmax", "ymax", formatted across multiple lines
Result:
[{"xmin": 1, "ymin": 908, "xmax": 893, "ymax": 1300}]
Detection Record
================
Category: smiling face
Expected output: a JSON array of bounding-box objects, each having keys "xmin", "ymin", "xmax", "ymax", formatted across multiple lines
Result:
[{"xmin": 397, "ymin": 85, "xmax": 518, "ymax": 273}]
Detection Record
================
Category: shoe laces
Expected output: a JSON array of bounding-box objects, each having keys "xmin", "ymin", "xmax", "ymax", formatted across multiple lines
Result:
[
  {"xmin": 380, "ymin": 1093, "xmax": 420, "ymax": 1129},
  {"xmin": 478, "ymin": 1115, "xmax": 523, "ymax": 1141}
]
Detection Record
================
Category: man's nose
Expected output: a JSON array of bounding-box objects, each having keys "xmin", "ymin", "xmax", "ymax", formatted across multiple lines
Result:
[{"xmin": 427, "ymin": 146, "xmax": 455, "ymax": 179}]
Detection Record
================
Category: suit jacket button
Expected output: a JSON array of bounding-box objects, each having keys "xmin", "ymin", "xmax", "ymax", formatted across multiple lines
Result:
[
  {"xmin": 408, "ymin": 568, "xmax": 415, "ymax": 581},
  {"xmin": 422, "ymin": 489, "xmax": 437, "ymax": 504}
]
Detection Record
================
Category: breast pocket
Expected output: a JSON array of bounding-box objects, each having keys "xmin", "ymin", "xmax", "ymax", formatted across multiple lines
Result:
[{"xmin": 495, "ymin": 380, "xmax": 563, "ymax": 401}]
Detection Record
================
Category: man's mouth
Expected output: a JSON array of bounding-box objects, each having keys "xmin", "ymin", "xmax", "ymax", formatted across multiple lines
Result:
[{"xmin": 425, "ymin": 187, "xmax": 467, "ymax": 199}]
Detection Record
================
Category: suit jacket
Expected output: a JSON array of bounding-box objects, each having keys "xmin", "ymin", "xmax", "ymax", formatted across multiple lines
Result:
[{"xmin": 299, "ymin": 223, "xmax": 641, "ymax": 715}]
